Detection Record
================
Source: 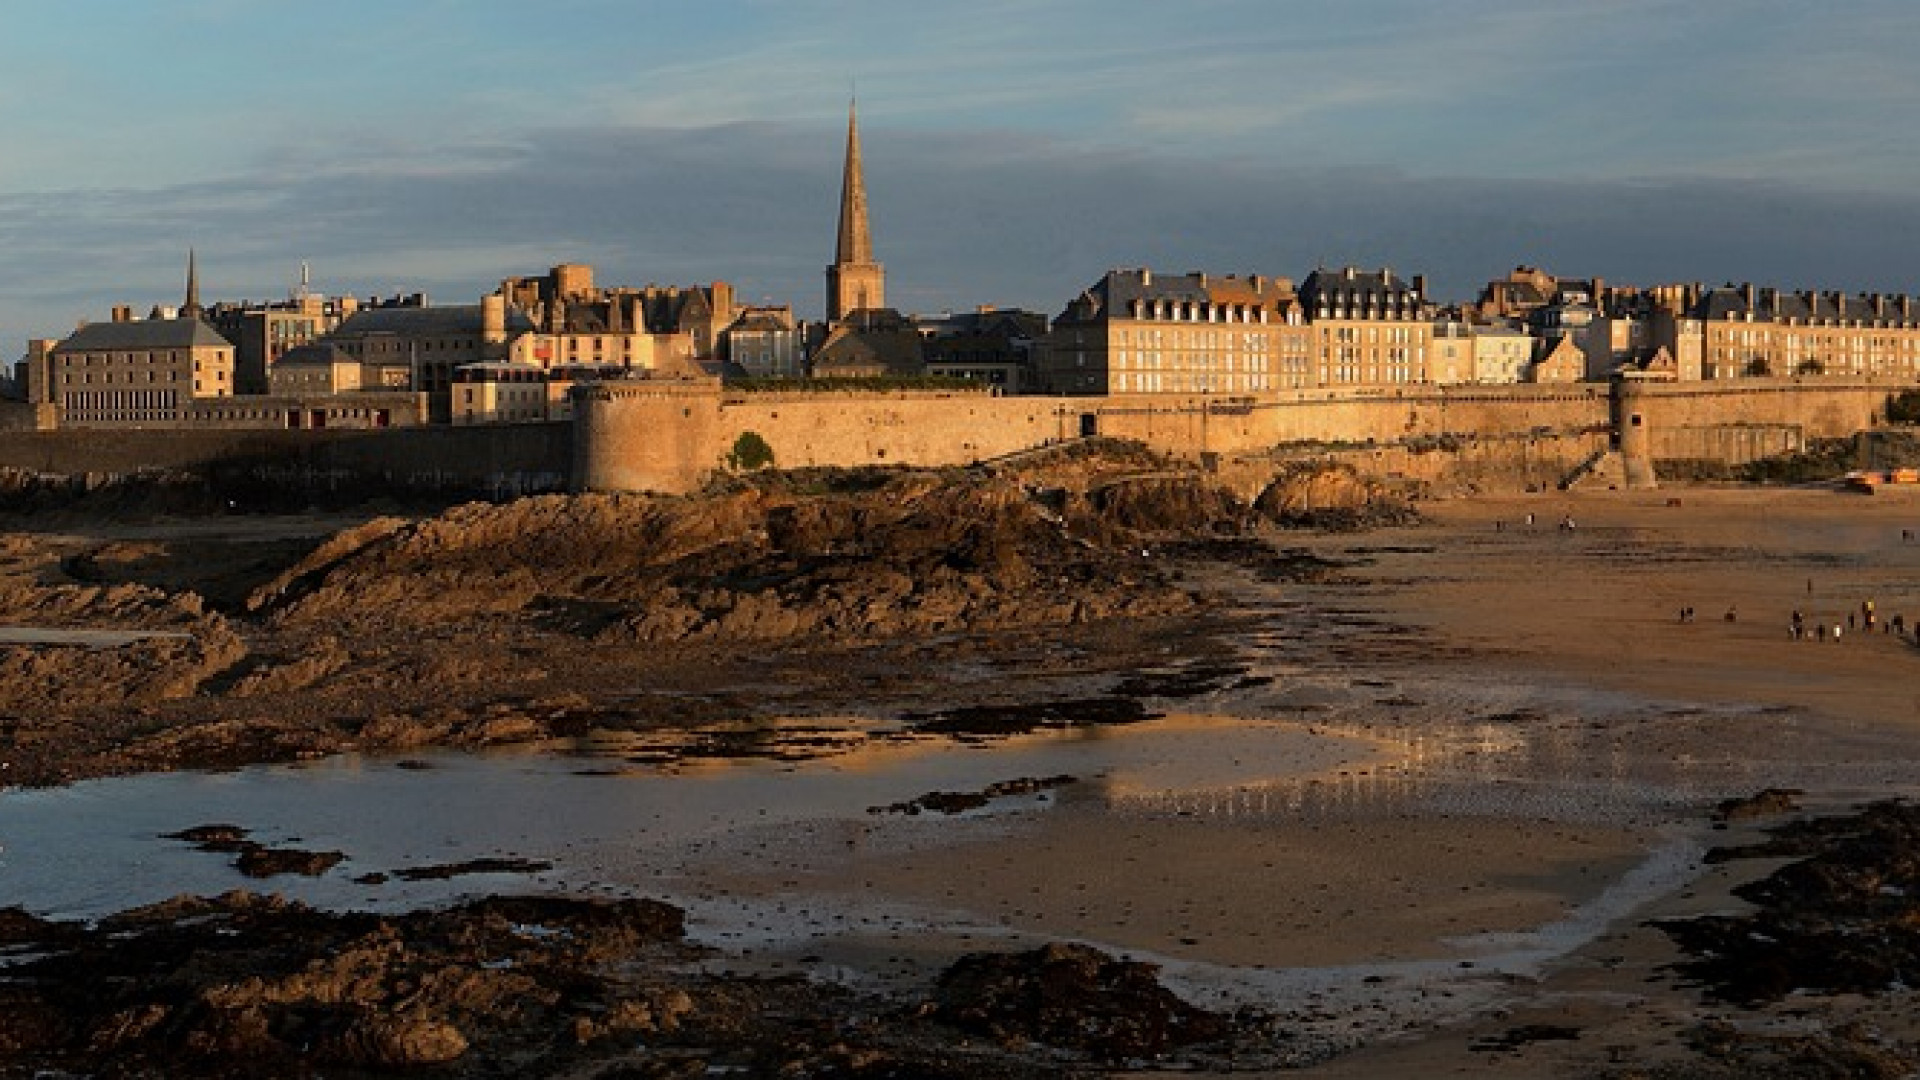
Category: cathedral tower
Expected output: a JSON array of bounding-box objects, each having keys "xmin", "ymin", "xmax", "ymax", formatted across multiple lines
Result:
[{"xmin": 825, "ymin": 100, "xmax": 884, "ymax": 324}]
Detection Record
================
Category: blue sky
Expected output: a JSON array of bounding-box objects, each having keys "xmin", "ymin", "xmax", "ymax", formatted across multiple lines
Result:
[{"xmin": 5, "ymin": 0, "xmax": 1920, "ymax": 355}]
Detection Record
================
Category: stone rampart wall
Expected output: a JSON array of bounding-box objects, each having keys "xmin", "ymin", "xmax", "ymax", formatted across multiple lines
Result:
[
  {"xmin": 4, "ymin": 376, "xmax": 1909, "ymax": 498},
  {"xmin": 1650, "ymin": 424, "xmax": 1804, "ymax": 465},
  {"xmin": 0, "ymin": 423, "xmax": 571, "ymax": 497},
  {"xmin": 719, "ymin": 393, "xmax": 1082, "ymax": 470}
]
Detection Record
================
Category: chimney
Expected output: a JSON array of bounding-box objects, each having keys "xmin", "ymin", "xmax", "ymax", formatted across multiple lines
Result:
[
  {"xmin": 1412, "ymin": 274, "xmax": 1428, "ymax": 298},
  {"xmin": 112, "ymin": 304, "xmax": 132, "ymax": 323},
  {"xmin": 1741, "ymin": 282, "xmax": 1756, "ymax": 307}
]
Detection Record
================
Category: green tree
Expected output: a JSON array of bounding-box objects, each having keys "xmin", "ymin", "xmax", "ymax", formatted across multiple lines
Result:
[
  {"xmin": 1887, "ymin": 390, "xmax": 1920, "ymax": 425},
  {"xmin": 727, "ymin": 431, "xmax": 776, "ymax": 470}
]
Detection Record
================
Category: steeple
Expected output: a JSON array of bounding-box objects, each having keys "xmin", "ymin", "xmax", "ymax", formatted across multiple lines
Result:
[
  {"xmin": 825, "ymin": 98, "xmax": 885, "ymax": 324},
  {"xmin": 182, "ymin": 249, "xmax": 204, "ymax": 319},
  {"xmin": 835, "ymin": 99, "xmax": 873, "ymax": 266}
]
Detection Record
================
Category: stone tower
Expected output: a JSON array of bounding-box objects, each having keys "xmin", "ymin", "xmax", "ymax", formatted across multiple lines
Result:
[{"xmin": 825, "ymin": 100, "xmax": 884, "ymax": 324}]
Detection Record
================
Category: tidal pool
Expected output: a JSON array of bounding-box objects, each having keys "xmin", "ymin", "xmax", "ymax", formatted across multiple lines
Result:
[{"xmin": 0, "ymin": 713, "xmax": 1388, "ymax": 923}]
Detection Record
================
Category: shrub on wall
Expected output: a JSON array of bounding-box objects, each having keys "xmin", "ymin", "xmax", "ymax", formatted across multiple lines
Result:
[
  {"xmin": 727, "ymin": 431, "xmax": 776, "ymax": 471},
  {"xmin": 1886, "ymin": 390, "xmax": 1920, "ymax": 425}
]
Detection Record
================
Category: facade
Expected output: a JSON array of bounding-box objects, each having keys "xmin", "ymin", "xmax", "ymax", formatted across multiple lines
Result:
[
  {"xmin": 450, "ymin": 363, "xmax": 562, "ymax": 425},
  {"xmin": 497, "ymin": 265, "xmax": 735, "ymax": 373},
  {"xmin": 1530, "ymin": 337, "xmax": 1587, "ymax": 383},
  {"xmin": 47, "ymin": 315, "xmax": 236, "ymax": 427},
  {"xmin": 1695, "ymin": 283, "xmax": 1920, "ymax": 380},
  {"xmin": 811, "ymin": 309, "xmax": 926, "ymax": 377},
  {"xmin": 323, "ymin": 298, "xmax": 519, "ymax": 422},
  {"xmin": 917, "ymin": 307, "xmax": 1048, "ymax": 394},
  {"xmin": 204, "ymin": 284, "xmax": 355, "ymax": 394},
  {"xmin": 723, "ymin": 305, "xmax": 804, "ymax": 377},
  {"xmin": 183, "ymin": 391, "xmax": 426, "ymax": 430},
  {"xmin": 1298, "ymin": 266, "xmax": 1433, "ymax": 388},
  {"xmin": 825, "ymin": 101, "xmax": 885, "ymax": 324},
  {"xmin": 1471, "ymin": 323, "xmax": 1536, "ymax": 384},
  {"xmin": 1042, "ymin": 269, "xmax": 1309, "ymax": 395}
]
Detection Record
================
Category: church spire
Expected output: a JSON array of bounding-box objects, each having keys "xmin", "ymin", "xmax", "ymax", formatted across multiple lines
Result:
[
  {"xmin": 182, "ymin": 249, "xmax": 204, "ymax": 319},
  {"xmin": 826, "ymin": 98, "xmax": 885, "ymax": 324},
  {"xmin": 835, "ymin": 99, "xmax": 873, "ymax": 265}
]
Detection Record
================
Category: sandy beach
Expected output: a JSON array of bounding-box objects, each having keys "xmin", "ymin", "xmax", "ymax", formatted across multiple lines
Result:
[
  {"xmin": 6, "ymin": 477, "xmax": 1919, "ymax": 1075},
  {"xmin": 685, "ymin": 483, "xmax": 1920, "ymax": 1074}
]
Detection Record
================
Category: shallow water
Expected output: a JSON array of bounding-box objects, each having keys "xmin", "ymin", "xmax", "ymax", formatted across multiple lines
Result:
[{"xmin": 0, "ymin": 713, "xmax": 1385, "ymax": 922}]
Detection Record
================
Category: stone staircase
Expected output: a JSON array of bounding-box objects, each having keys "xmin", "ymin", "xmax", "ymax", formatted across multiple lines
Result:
[{"xmin": 1561, "ymin": 449, "xmax": 1659, "ymax": 491}]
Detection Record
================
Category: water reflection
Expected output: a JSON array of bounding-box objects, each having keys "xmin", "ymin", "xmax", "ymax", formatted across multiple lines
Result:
[{"xmin": 0, "ymin": 713, "xmax": 1379, "ymax": 921}]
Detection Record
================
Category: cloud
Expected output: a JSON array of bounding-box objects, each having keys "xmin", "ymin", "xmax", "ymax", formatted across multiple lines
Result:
[{"xmin": 5, "ymin": 119, "xmax": 1920, "ymax": 352}]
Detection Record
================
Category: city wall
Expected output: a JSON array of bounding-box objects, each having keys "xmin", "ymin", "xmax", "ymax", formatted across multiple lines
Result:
[
  {"xmin": 0, "ymin": 377, "xmax": 1904, "ymax": 501},
  {"xmin": 0, "ymin": 422, "xmax": 571, "ymax": 498}
]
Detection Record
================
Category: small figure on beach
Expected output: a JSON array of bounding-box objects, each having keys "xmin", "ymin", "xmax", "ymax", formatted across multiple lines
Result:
[
  {"xmin": 1680, "ymin": 606, "xmax": 1695, "ymax": 624},
  {"xmin": 1790, "ymin": 609, "xmax": 1804, "ymax": 639},
  {"xmin": 1560, "ymin": 515, "xmax": 1576, "ymax": 531},
  {"xmin": 1724, "ymin": 606, "xmax": 1737, "ymax": 623},
  {"xmin": 1525, "ymin": 512, "xmax": 1535, "ymax": 527}
]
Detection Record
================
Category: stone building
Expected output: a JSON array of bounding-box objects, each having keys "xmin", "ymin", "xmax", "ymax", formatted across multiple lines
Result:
[
  {"xmin": 916, "ymin": 307, "xmax": 1048, "ymax": 393},
  {"xmin": 203, "ymin": 265, "xmax": 356, "ymax": 393},
  {"xmin": 1041, "ymin": 268, "xmax": 1309, "ymax": 395},
  {"xmin": 1694, "ymin": 283, "xmax": 1920, "ymax": 380},
  {"xmin": 496, "ymin": 264, "xmax": 736, "ymax": 374},
  {"xmin": 1298, "ymin": 266, "xmax": 1433, "ymax": 388},
  {"xmin": 47, "ymin": 316, "xmax": 236, "ymax": 427},
  {"xmin": 810, "ymin": 308, "xmax": 925, "ymax": 377},
  {"xmin": 323, "ymin": 297, "xmax": 526, "ymax": 422},
  {"xmin": 450, "ymin": 362, "xmax": 565, "ymax": 425},
  {"xmin": 1430, "ymin": 318, "xmax": 1535, "ymax": 385},
  {"xmin": 723, "ymin": 305, "xmax": 804, "ymax": 377}
]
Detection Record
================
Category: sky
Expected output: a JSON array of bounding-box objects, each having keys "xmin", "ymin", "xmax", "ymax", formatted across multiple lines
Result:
[{"xmin": 4, "ymin": 0, "xmax": 1920, "ymax": 356}]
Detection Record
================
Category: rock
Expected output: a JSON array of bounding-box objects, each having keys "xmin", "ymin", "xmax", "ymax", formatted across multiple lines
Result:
[{"xmin": 931, "ymin": 941, "xmax": 1232, "ymax": 1062}]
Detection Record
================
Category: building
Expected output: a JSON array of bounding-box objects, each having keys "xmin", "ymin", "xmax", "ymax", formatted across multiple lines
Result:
[
  {"xmin": 1471, "ymin": 322, "xmax": 1537, "ymax": 384},
  {"xmin": 496, "ymin": 264, "xmax": 736, "ymax": 375},
  {"xmin": 723, "ymin": 305, "xmax": 804, "ymax": 377},
  {"xmin": 1041, "ymin": 268, "xmax": 1309, "ymax": 396},
  {"xmin": 46, "ymin": 315, "xmax": 236, "ymax": 427},
  {"xmin": 322, "ymin": 297, "xmax": 522, "ymax": 422},
  {"xmin": 916, "ymin": 307, "xmax": 1048, "ymax": 393},
  {"xmin": 450, "ymin": 363, "xmax": 566, "ymax": 425},
  {"xmin": 1695, "ymin": 283, "xmax": 1920, "ymax": 380},
  {"xmin": 825, "ymin": 100, "xmax": 884, "ymax": 324},
  {"xmin": 810, "ymin": 308, "xmax": 926, "ymax": 377},
  {"xmin": 1298, "ymin": 266, "xmax": 1433, "ymax": 388},
  {"xmin": 202, "ymin": 264, "xmax": 357, "ymax": 394}
]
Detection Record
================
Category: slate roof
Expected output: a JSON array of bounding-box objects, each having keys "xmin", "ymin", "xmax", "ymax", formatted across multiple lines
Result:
[
  {"xmin": 275, "ymin": 343, "xmax": 356, "ymax": 367},
  {"xmin": 53, "ymin": 318, "xmax": 231, "ymax": 353},
  {"xmin": 329, "ymin": 305, "xmax": 530, "ymax": 338},
  {"xmin": 1298, "ymin": 266, "xmax": 1416, "ymax": 306},
  {"xmin": 1700, "ymin": 286, "xmax": 1919, "ymax": 324},
  {"xmin": 811, "ymin": 324, "xmax": 925, "ymax": 376},
  {"xmin": 1055, "ymin": 268, "xmax": 1296, "ymax": 323}
]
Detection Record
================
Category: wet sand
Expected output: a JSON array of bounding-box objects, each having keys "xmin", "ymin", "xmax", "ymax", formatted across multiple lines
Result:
[{"xmin": 699, "ymin": 484, "xmax": 1920, "ymax": 1073}]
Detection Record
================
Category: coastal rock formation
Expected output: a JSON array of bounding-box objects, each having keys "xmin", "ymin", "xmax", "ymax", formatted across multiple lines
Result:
[{"xmin": 248, "ymin": 473, "xmax": 1210, "ymax": 643}]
